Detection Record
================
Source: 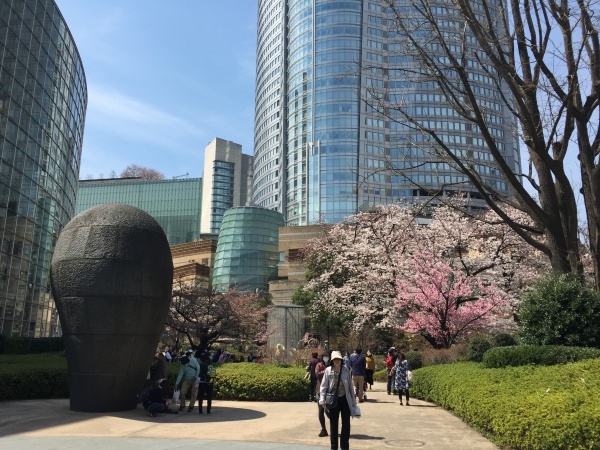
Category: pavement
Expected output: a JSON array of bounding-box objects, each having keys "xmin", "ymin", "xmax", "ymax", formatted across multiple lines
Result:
[{"xmin": 0, "ymin": 382, "xmax": 498, "ymax": 449}]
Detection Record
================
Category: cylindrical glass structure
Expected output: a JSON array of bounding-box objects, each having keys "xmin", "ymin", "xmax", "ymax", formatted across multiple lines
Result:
[{"xmin": 212, "ymin": 207, "xmax": 285, "ymax": 292}]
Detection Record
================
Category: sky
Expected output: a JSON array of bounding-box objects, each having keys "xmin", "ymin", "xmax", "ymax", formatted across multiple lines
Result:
[{"xmin": 56, "ymin": 1, "xmax": 258, "ymax": 180}]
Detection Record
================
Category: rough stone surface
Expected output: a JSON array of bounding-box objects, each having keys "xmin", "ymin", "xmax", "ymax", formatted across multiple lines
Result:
[{"xmin": 50, "ymin": 203, "xmax": 173, "ymax": 412}]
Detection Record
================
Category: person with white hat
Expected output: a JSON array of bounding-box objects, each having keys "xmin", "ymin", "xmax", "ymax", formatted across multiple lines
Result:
[{"xmin": 319, "ymin": 350, "xmax": 358, "ymax": 450}]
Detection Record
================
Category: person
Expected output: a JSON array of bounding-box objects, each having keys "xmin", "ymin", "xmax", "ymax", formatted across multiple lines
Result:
[
  {"xmin": 315, "ymin": 350, "xmax": 330, "ymax": 438},
  {"xmin": 308, "ymin": 351, "xmax": 320, "ymax": 401},
  {"xmin": 365, "ymin": 350, "xmax": 375, "ymax": 390},
  {"xmin": 385, "ymin": 347, "xmax": 396, "ymax": 395},
  {"xmin": 186, "ymin": 349, "xmax": 200, "ymax": 374},
  {"xmin": 164, "ymin": 346, "xmax": 172, "ymax": 363},
  {"xmin": 149, "ymin": 351, "xmax": 167, "ymax": 386},
  {"xmin": 212, "ymin": 348, "xmax": 222, "ymax": 363},
  {"xmin": 144, "ymin": 380, "xmax": 178, "ymax": 417},
  {"xmin": 248, "ymin": 353, "xmax": 255, "ymax": 362},
  {"xmin": 342, "ymin": 352, "xmax": 351, "ymax": 370},
  {"xmin": 350, "ymin": 347, "xmax": 367, "ymax": 402},
  {"xmin": 394, "ymin": 352, "xmax": 410, "ymax": 406},
  {"xmin": 174, "ymin": 355, "xmax": 199, "ymax": 412},
  {"xmin": 196, "ymin": 354, "xmax": 216, "ymax": 415},
  {"xmin": 319, "ymin": 351, "xmax": 357, "ymax": 450}
]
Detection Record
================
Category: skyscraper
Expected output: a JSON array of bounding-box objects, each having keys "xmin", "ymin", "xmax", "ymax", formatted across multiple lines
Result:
[
  {"xmin": 200, "ymin": 138, "xmax": 254, "ymax": 234},
  {"xmin": 254, "ymin": 0, "xmax": 520, "ymax": 225},
  {"xmin": 0, "ymin": 0, "xmax": 87, "ymax": 337}
]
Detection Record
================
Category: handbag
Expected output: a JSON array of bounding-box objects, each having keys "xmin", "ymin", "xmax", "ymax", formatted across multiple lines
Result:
[
  {"xmin": 324, "ymin": 368, "xmax": 342, "ymax": 409},
  {"xmin": 407, "ymin": 370, "xmax": 415, "ymax": 384},
  {"xmin": 172, "ymin": 389, "xmax": 180, "ymax": 403},
  {"xmin": 353, "ymin": 405, "xmax": 361, "ymax": 418}
]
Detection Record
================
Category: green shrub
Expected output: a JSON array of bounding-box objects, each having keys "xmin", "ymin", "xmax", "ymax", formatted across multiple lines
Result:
[
  {"xmin": 491, "ymin": 333, "xmax": 517, "ymax": 347},
  {"xmin": 0, "ymin": 336, "xmax": 64, "ymax": 354},
  {"xmin": 410, "ymin": 360, "xmax": 600, "ymax": 450},
  {"xmin": 0, "ymin": 354, "xmax": 310, "ymax": 402},
  {"xmin": 373, "ymin": 368, "xmax": 387, "ymax": 382},
  {"xmin": 466, "ymin": 337, "xmax": 492, "ymax": 362},
  {"xmin": 405, "ymin": 350, "xmax": 422, "ymax": 369},
  {"xmin": 518, "ymin": 274, "xmax": 600, "ymax": 348},
  {"xmin": 483, "ymin": 345, "xmax": 600, "ymax": 368},
  {"xmin": 211, "ymin": 363, "xmax": 309, "ymax": 401}
]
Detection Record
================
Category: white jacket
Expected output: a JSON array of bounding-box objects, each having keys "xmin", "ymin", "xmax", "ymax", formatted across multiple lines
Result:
[{"xmin": 318, "ymin": 365, "xmax": 357, "ymax": 417}]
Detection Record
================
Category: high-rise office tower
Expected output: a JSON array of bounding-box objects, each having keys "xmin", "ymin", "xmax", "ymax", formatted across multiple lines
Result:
[
  {"xmin": 253, "ymin": 0, "xmax": 520, "ymax": 225},
  {"xmin": 0, "ymin": 0, "xmax": 87, "ymax": 337},
  {"xmin": 201, "ymin": 138, "xmax": 254, "ymax": 234}
]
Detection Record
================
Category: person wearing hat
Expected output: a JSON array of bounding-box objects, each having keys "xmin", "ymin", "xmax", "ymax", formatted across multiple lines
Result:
[
  {"xmin": 315, "ymin": 350, "xmax": 331, "ymax": 438},
  {"xmin": 319, "ymin": 350, "xmax": 358, "ymax": 450},
  {"xmin": 174, "ymin": 355, "xmax": 200, "ymax": 412}
]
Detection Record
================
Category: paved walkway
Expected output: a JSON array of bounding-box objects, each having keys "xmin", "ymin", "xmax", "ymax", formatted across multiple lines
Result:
[{"xmin": 0, "ymin": 382, "xmax": 497, "ymax": 449}]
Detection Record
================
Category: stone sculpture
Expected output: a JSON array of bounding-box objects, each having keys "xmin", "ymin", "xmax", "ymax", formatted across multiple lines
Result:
[{"xmin": 50, "ymin": 203, "xmax": 173, "ymax": 412}]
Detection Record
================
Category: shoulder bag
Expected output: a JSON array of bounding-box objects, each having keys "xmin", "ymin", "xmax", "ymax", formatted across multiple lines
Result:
[{"xmin": 324, "ymin": 368, "xmax": 342, "ymax": 409}]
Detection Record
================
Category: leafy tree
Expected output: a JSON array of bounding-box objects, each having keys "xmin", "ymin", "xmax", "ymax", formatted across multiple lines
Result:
[
  {"xmin": 164, "ymin": 281, "xmax": 270, "ymax": 353},
  {"xmin": 365, "ymin": 0, "xmax": 600, "ymax": 289},
  {"xmin": 120, "ymin": 164, "xmax": 165, "ymax": 180},
  {"xmin": 518, "ymin": 274, "xmax": 600, "ymax": 348}
]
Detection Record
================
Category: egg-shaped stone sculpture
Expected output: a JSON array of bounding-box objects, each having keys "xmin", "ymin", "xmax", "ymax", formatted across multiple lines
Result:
[{"xmin": 50, "ymin": 203, "xmax": 173, "ymax": 412}]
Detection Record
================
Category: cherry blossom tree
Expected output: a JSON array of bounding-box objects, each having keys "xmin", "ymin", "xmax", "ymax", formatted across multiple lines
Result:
[
  {"xmin": 396, "ymin": 250, "xmax": 511, "ymax": 348},
  {"xmin": 300, "ymin": 203, "xmax": 548, "ymax": 338}
]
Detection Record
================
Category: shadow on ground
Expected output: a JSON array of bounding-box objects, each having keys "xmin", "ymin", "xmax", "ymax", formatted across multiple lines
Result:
[{"xmin": 0, "ymin": 399, "xmax": 266, "ymax": 437}]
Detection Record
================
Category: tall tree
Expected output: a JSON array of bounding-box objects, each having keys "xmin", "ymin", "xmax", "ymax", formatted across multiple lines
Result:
[
  {"xmin": 121, "ymin": 164, "xmax": 165, "ymax": 180},
  {"xmin": 366, "ymin": 0, "xmax": 599, "ymax": 288}
]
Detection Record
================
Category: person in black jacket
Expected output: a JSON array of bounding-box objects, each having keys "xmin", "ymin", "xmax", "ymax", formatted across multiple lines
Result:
[
  {"xmin": 144, "ymin": 380, "xmax": 178, "ymax": 417},
  {"xmin": 196, "ymin": 354, "xmax": 215, "ymax": 415}
]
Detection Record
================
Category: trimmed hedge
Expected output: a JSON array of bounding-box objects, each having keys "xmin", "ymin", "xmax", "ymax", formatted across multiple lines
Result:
[
  {"xmin": 0, "ymin": 336, "xmax": 64, "ymax": 354},
  {"xmin": 0, "ymin": 354, "xmax": 310, "ymax": 402},
  {"xmin": 410, "ymin": 360, "xmax": 600, "ymax": 449},
  {"xmin": 466, "ymin": 337, "xmax": 492, "ymax": 362},
  {"xmin": 483, "ymin": 345, "xmax": 600, "ymax": 368}
]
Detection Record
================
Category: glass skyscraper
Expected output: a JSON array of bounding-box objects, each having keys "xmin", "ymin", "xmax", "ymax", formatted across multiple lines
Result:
[
  {"xmin": 254, "ymin": 0, "xmax": 520, "ymax": 225},
  {"xmin": 76, "ymin": 178, "xmax": 203, "ymax": 246},
  {"xmin": 0, "ymin": 0, "xmax": 87, "ymax": 337}
]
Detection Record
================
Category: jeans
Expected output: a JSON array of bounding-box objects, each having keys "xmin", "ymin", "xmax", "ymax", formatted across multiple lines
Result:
[
  {"xmin": 328, "ymin": 394, "xmax": 351, "ymax": 450},
  {"xmin": 387, "ymin": 370, "xmax": 393, "ymax": 394},
  {"xmin": 179, "ymin": 379, "xmax": 198, "ymax": 410},
  {"xmin": 352, "ymin": 374, "xmax": 365, "ymax": 400},
  {"xmin": 197, "ymin": 383, "xmax": 213, "ymax": 413},
  {"xmin": 147, "ymin": 402, "xmax": 167, "ymax": 414},
  {"xmin": 310, "ymin": 375, "xmax": 317, "ymax": 400}
]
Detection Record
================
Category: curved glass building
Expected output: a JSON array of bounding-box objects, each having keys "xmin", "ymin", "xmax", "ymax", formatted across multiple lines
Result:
[
  {"xmin": 212, "ymin": 207, "xmax": 285, "ymax": 292},
  {"xmin": 0, "ymin": 0, "xmax": 87, "ymax": 337},
  {"xmin": 254, "ymin": 0, "xmax": 520, "ymax": 225}
]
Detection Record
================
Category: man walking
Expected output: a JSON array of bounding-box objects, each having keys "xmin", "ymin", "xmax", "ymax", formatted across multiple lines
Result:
[{"xmin": 350, "ymin": 347, "xmax": 367, "ymax": 402}]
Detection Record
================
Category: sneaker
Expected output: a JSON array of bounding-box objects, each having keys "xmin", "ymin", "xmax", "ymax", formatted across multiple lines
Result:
[
  {"xmin": 387, "ymin": 392, "xmax": 391, "ymax": 395},
  {"xmin": 318, "ymin": 429, "xmax": 328, "ymax": 437}
]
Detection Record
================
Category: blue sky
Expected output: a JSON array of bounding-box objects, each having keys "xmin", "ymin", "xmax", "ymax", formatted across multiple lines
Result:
[{"xmin": 56, "ymin": 1, "xmax": 258, "ymax": 180}]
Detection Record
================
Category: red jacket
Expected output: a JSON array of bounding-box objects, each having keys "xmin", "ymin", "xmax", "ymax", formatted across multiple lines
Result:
[{"xmin": 386, "ymin": 355, "xmax": 395, "ymax": 370}]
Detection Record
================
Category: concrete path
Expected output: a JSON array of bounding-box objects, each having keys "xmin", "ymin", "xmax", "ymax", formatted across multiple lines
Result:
[{"xmin": 0, "ymin": 382, "xmax": 497, "ymax": 449}]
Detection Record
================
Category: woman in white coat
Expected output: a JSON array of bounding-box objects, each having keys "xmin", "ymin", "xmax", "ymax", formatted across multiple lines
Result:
[{"xmin": 319, "ymin": 350, "xmax": 357, "ymax": 450}]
